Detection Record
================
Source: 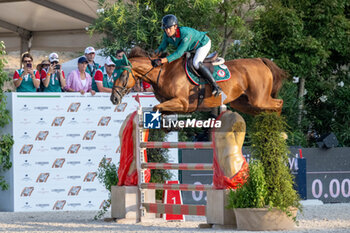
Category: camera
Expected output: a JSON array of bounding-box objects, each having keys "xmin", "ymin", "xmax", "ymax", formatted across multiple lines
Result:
[
  {"xmin": 26, "ymin": 63, "xmax": 32, "ymax": 68},
  {"xmin": 55, "ymin": 64, "xmax": 61, "ymax": 70}
]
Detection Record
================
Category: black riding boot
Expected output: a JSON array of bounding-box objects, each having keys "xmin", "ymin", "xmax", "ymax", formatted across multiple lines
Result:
[{"xmin": 197, "ymin": 62, "xmax": 223, "ymax": 97}]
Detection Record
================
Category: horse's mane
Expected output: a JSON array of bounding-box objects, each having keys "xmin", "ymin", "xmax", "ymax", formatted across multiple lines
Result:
[{"xmin": 128, "ymin": 47, "xmax": 148, "ymax": 59}]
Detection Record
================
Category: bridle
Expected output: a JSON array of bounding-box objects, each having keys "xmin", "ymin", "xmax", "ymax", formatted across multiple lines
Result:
[{"xmin": 112, "ymin": 56, "xmax": 163, "ymax": 99}]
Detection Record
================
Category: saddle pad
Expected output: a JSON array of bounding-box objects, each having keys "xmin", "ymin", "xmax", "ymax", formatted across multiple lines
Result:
[{"xmin": 185, "ymin": 62, "xmax": 231, "ymax": 85}]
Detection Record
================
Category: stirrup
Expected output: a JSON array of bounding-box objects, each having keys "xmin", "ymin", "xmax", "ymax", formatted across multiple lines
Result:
[{"xmin": 212, "ymin": 87, "xmax": 223, "ymax": 97}]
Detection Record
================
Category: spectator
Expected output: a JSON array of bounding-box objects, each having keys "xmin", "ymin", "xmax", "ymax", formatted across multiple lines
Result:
[
  {"xmin": 65, "ymin": 56, "xmax": 95, "ymax": 95},
  {"xmin": 115, "ymin": 49, "xmax": 125, "ymax": 60},
  {"xmin": 13, "ymin": 53, "xmax": 40, "ymax": 92},
  {"xmin": 92, "ymin": 56, "xmax": 117, "ymax": 93},
  {"xmin": 36, "ymin": 60, "xmax": 50, "ymax": 92},
  {"xmin": 41, "ymin": 53, "xmax": 66, "ymax": 92},
  {"xmin": 84, "ymin": 46, "xmax": 100, "ymax": 77}
]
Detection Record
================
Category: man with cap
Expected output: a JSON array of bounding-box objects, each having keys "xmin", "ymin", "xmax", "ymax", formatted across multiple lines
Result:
[
  {"xmin": 85, "ymin": 46, "xmax": 100, "ymax": 77},
  {"xmin": 41, "ymin": 52, "xmax": 66, "ymax": 92},
  {"xmin": 92, "ymin": 56, "xmax": 118, "ymax": 93}
]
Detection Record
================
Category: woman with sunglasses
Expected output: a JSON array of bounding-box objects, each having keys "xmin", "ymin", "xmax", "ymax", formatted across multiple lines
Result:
[
  {"xmin": 41, "ymin": 52, "xmax": 66, "ymax": 92},
  {"xmin": 13, "ymin": 53, "xmax": 40, "ymax": 92}
]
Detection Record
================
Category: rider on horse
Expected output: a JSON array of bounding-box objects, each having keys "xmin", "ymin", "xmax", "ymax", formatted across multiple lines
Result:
[{"xmin": 153, "ymin": 14, "xmax": 223, "ymax": 97}]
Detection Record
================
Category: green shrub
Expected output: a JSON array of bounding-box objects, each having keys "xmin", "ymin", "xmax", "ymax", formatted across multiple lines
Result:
[{"xmin": 227, "ymin": 160, "xmax": 267, "ymax": 208}]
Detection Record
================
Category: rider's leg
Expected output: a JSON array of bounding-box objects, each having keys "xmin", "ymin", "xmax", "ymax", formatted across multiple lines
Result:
[{"xmin": 193, "ymin": 40, "xmax": 223, "ymax": 96}]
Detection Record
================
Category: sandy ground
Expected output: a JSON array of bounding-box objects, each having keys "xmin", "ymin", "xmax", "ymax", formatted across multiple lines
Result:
[{"xmin": 1, "ymin": 203, "xmax": 350, "ymax": 233}]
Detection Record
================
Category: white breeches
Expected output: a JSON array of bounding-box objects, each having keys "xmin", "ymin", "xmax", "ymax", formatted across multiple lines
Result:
[{"xmin": 193, "ymin": 39, "xmax": 211, "ymax": 70}]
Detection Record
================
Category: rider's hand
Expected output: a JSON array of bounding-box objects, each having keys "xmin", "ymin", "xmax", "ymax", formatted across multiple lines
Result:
[{"xmin": 151, "ymin": 59, "xmax": 162, "ymax": 68}]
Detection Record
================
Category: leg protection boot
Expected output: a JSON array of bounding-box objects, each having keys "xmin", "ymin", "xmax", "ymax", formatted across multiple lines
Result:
[{"xmin": 197, "ymin": 62, "xmax": 223, "ymax": 97}]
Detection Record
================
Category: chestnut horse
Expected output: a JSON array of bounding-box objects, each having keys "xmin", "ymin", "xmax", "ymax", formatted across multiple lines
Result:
[{"xmin": 111, "ymin": 47, "xmax": 286, "ymax": 115}]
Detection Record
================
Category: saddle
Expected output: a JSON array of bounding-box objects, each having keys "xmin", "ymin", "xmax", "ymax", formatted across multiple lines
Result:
[{"xmin": 185, "ymin": 51, "xmax": 225, "ymax": 77}]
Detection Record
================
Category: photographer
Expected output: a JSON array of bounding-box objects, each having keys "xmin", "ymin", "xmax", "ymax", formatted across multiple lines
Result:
[
  {"xmin": 42, "ymin": 52, "xmax": 66, "ymax": 92},
  {"xmin": 13, "ymin": 53, "xmax": 40, "ymax": 92}
]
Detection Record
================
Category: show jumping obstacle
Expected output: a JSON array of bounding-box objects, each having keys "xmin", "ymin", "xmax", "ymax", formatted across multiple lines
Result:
[{"xmin": 135, "ymin": 107, "xmax": 215, "ymax": 221}]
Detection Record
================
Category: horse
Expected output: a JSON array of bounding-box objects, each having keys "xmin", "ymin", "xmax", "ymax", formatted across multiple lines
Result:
[{"xmin": 111, "ymin": 47, "xmax": 287, "ymax": 115}]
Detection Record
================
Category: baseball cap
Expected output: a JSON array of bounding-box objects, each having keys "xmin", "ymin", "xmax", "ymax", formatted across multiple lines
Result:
[
  {"xmin": 105, "ymin": 56, "xmax": 115, "ymax": 66},
  {"xmin": 78, "ymin": 56, "xmax": 88, "ymax": 64},
  {"xmin": 49, "ymin": 52, "xmax": 59, "ymax": 63},
  {"xmin": 84, "ymin": 46, "xmax": 95, "ymax": 54}
]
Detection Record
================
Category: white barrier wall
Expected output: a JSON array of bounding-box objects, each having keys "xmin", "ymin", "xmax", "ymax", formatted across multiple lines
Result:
[{"xmin": 0, "ymin": 92, "xmax": 170, "ymax": 212}]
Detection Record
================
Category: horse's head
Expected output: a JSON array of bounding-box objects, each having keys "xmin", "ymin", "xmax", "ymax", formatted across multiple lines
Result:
[{"xmin": 110, "ymin": 69, "xmax": 136, "ymax": 105}]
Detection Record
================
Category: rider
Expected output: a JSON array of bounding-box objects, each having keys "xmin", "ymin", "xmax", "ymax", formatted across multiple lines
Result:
[{"xmin": 154, "ymin": 14, "xmax": 223, "ymax": 97}]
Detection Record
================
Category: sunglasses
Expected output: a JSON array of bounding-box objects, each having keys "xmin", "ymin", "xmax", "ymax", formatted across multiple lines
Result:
[
  {"xmin": 107, "ymin": 65, "xmax": 116, "ymax": 67},
  {"xmin": 23, "ymin": 60, "xmax": 32, "ymax": 63},
  {"xmin": 51, "ymin": 61, "xmax": 58, "ymax": 65}
]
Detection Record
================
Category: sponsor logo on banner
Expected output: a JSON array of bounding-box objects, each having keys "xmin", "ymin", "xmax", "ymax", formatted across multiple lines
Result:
[
  {"xmin": 85, "ymin": 201, "xmax": 95, "ymax": 208},
  {"xmin": 52, "ymin": 174, "xmax": 64, "ymax": 181},
  {"xmin": 82, "ymin": 188, "xmax": 97, "ymax": 193},
  {"xmin": 83, "ymin": 130, "xmax": 96, "ymax": 140},
  {"xmin": 20, "ymin": 187, "xmax": 34, "ymax": 197},
  {"xmin": 52, "ymin": 105, "xmax": 64, "ymax": 111},
  {"xmin": 83, "ymin": 104, "xmax": 94, "ymax": 112},
  {"xmin": 52, "ymin": 189, "xmax": 66, "ymax": 193},
  {"xmin": 67, "ymin": 161, "xmax": 81, "ymax": 166},
  {"xmin": 20, "ymin": 118, "xmax": 31, "ymax": 125},
  {"xmin": 100, "ymin": 145, "xmax": 112, "ymax": 151},
  {"xmin": 84, "ymin": 172, "xmax": 97, "ymax": 182},
  {"xmin": 68, "ymin": 117, "xmax": 78, "ymax": 125},
  {"xmin": 36, "ymin": 204, "xmax": 50, "ymax": 209},
  {"xmin": 53, "ymin": 200, "xmax": 66, "ymax": 210},
  {"xmin": 52, "ymin": 158, "xmax": 65, "ymax": 168},
  {"xmin": 97, "ymin": 106, "xmax": 112, "ymax": 111},
  {"xmin": 67, "ymin": 203, "xmax": 82, "ymax": 208},
  {"xmin": 68, "ymin": 186, "xmax": 81, "ymax": 196},
  {"xmin": 51, "ymin": 117, "xmax": 65, "ymax": 126},
  {"xmin": 100, "ymin": 200, "xmax": 109, "ymax": 209},
  {"xmin": 20, "ymin": 104, "xmax": 30, "ymax": 112},
  {"xmin": 98, "ymin": 117, "xmax": 111, "ymax": 126},
  {"xmin": 35, "ymin": 161, "xmax": 49, "ymax": 166},
  {"xmin": 67, "ymin": 175, "xmax": 81, "ymax": 180},
  {"xmin": 20, "ymin": 132, "xmax": 31, "ymax": 139},
  {"xmin": 97, "ymin": 133, "xmax": 112, "ymax": 138},
  {"xmin": 82, "ymin": 146, "xmax": 96, "ymax": 151},
  {"xmin": 36, "ymin": 173, "xmax": 50, "ymax": 183},
  {"xmin": 21, "ymin": 160, "xmax": 32, "ymax": 167},
  {"xmin": 36, "ymin": 118, "xmax": 47, "ymax": 125},
  {"xmin": 34, "ymin": 106, "xmax": 49, "ymax": 111},
  {"xmin": 51, "ymin": 146, "xmax": 65, "ymax": 152},
  {"xmin": 66, "ymin": 133, "xmax": 80, "ymax": 138},
  {"xmin": 85, "ymin": 159, "xmax": 95, "ymax": 167},
  {"xmin": 35, "ymin": 131, "xmax": 49, "ymax": 141},
  {"xmin": 37, "ymin": 187, "xmax": 50, "ymax": 194},
  {"xmin": 114, "ymin": 102, "xmax": 127, "ymax": 112},
  {"xmin": 22, "ymin": 202, "xmax": 32, "ymax": 209},
  {"xmin": 37, "ymin": 146, "xmax": 49, "ymax": 152},
  {"xmin": 116, "ymin": 146, "xmax": 121, "ymax": 154},
  {"xmin": 22, "ymin": 174, "xmax": 33, "ymax": 182},
  {"xmin": 20, "ymin": 144, "xmax": 33, "ymax": 154},
  {"xmin": 67, "ymin": 144, "xmax": 80, "ymax": 154},
  {"xmin": 99, "ymin": 158, "xmax": 112, "ymax": 167},
  {"xmin": 82, "ymin": 118, "xmax": 94, "ymax": 125},
  {"xmin": 143, "ymin": 110, "xmax": 161, "ymax": 129},
  {"xmin": 52, "ymin": 132, "xmax": 64, "ymax": 139},
  {"xmin": 67, "ymin": 103, "xmax": 81, "ymax": 112}
]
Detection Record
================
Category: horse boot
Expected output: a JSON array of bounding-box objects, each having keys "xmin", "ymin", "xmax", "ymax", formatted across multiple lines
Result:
[{"xmin": 197, "ymin": 62, "xmax": 223, "ymax": 97}]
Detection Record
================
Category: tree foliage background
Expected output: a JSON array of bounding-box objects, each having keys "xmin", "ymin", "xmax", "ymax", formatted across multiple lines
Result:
[{"xmin": 90, "ymin": 0, "xmax": 350, "ymax": 147}]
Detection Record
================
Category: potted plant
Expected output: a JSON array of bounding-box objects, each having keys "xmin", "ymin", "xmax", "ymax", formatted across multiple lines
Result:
[{"xmin": 227, "ymin": 112, "xmax": 301, "ymax": 231}]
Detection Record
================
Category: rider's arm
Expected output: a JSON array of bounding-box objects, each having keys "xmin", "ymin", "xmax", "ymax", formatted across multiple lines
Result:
[
  {"xmin": 156, "ymin": 32, "xmax": 169, "ymax": 53},
  {"xmin": 166, "ymin": 35, "xmax": 192, "ymax": 63}
]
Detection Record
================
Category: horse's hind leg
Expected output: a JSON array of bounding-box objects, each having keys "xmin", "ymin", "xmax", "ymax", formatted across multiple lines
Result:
[{"xmin": 229, "ymin": 95, "xmax": 260, "ymax": 115}]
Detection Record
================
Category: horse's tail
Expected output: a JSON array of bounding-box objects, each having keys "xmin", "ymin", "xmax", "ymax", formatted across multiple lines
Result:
[{"xmin": 260, "ymin": 58, "xmax": 288, "ymax": 98}]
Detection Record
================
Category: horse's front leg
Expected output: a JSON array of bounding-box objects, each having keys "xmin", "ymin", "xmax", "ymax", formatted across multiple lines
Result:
[{"xmin": 154, "ymin": 98, "xmax": 189, "ymax": 113}]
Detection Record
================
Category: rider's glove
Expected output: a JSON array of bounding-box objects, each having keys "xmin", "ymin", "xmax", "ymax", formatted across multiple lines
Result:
[{"xmin": 151, "ymin": 59, "xmax": 162, "ymax": 68}]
